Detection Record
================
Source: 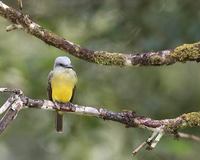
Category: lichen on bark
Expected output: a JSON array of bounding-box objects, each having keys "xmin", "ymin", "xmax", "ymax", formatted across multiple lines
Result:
[
  {"xmin": 171, "ymin": 42, "xmax": 200, "ymax": 62},
  {"xmin": 93, "ymin": 51, "xmax": 126, "ymax": 66},
  {"xmin": 182, "ymin": 112, "xmax": 200, "ymax": 127}
]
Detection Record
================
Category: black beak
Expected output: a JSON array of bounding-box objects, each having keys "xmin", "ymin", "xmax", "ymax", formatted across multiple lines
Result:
[
  {"xmin": 65, "ymin": 64, "xmax": 73, "ymax": 68},
  {"xmin": 56, "ymin": 63, "xmax": 73, "ymax": 68}
]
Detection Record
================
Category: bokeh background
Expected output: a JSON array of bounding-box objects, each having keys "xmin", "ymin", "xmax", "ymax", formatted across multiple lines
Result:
[{"xmin": 0, "ymin": 0, "xmax": 200, "ymax": 159}]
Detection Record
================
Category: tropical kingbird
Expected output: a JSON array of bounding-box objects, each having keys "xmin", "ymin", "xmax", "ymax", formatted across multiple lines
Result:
[{"xmin": 47, "ymin": 56, "xmax": 77, "ymax": 132}]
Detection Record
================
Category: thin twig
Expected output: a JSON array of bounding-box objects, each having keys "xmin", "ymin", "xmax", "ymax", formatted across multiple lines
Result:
[
  {"xmin": 0, "ymin": 95, "xmax": 23, "ymax": 133},
  {"xmin": 0, "ymin": 88, "xmax": 23, "ymax": 94},
  {"xmin": 132, "ymin": 141, "xmax": 147, "ymax": 155},
  {"xmin": 6, "ymin": 24, "xmax": 23, "ymax": 32},
  {"xmin": 0, "ymin": 95, "xmax": 15, "ymax": 114},
  {"xmin": 177, "ymin": 132, "xmax": 200, "ymax": 142}
]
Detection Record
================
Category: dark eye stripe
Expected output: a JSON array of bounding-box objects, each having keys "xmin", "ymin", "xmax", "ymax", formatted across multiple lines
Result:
[
  {"xmin": 56, "ymin": 63, "xmax": 72, "ymax": 68},
  {"xmin": 59, "ymin": 63, "xmax": 65, "ymax": 67}
]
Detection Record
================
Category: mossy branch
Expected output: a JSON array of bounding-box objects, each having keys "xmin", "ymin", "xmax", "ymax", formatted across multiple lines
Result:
[
  {"xmin": 0, "ymin": 1, "xmax": 200, "ymax": 155},
  {"xmin": 0, "ymin": 1, "xmax": 200, "ymax": 66},
  {"xmin": 0, "ymin": 88, "xmax": 199, "ymax": 155}
]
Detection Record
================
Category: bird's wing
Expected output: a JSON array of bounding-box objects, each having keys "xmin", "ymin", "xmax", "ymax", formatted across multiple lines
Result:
[
  {"xmin": 70, "ymin": 86, "xmax": 76, "ymax": 103},
  {"xmin": 47, "ymin": 71, "xmax": 53, "ymax": 101}
]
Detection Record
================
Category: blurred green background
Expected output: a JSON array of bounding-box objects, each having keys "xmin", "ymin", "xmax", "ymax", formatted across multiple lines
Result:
[{"xmin": 0, "ymin": 0, "xmax": 200, "ymax": 159}]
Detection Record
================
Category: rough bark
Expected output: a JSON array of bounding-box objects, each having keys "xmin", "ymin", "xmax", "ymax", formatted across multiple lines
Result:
[
  {"xmin": 0, "ymin": 1, "xmax": 200, "ymax": 66},
  {"xmin": 0, "ymin": 88, "xmax": 199, "ymax": 155}
]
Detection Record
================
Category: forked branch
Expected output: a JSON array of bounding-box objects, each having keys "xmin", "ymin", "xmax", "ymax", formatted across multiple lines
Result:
[
  {"xmin": 0, "ymin": 88, "xmax": 199, "ymax": 155},
  {"xmin": 0, "ymin": 1, "xmax": 200, "ymax": 156}
]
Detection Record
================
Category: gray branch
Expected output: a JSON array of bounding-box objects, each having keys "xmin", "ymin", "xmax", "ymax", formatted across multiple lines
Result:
[
  {"xmin": 0, "ymin": 1, "xmax": 200, "ymax": 66},
  {"xmin": 0, "ymin": 88, "xmax": 199, "ymax": 155},
  {"xmin": 0, "ymin": 1, "xmax": 200, "ymax": 156}
]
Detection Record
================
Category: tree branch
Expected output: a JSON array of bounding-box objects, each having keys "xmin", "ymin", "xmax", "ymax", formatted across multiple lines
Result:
[
  {"xmin": 0, "ymin": 1, "xmax": 200, "ymax": 66},
  {"xmin": 176, "ymin": 132, "xmax": 200, "ymax": 142},
  {"xmin": 0, "ymin": 1, "xmax": 200, "ymax": 156},
  {"xmin": 0, "ymin": 88, "xmax": 199, "ymax": 155}
]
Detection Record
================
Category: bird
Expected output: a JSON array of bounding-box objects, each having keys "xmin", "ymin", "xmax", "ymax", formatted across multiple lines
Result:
[{"xmin": 47, "ymin": 56, "xmax": 77, "ymax": 132}]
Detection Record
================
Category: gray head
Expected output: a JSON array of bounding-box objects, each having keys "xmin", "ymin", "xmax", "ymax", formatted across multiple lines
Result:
[{"xmin": 54, "ymin": 56, "xmax": 72, "ymax": 69}]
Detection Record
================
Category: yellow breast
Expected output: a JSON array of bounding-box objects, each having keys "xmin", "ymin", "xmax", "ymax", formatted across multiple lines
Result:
[{"xmin": 51, "ymin": 69, "xmax": 77, "ymax": 103}]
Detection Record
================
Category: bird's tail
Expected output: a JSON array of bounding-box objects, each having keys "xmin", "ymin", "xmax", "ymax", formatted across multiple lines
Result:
[{"xmin": 56, "ymin": 111, "xmax": 63, "ymax": 132}]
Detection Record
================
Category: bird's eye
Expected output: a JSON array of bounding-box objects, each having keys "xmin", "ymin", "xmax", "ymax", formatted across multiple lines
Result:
[
  {"xmin": 57, "ymin": 63, "xmax": 65, "ymax": 67},
  {"xmin": 56, "ymin": 63, "xmax": 72, "ymax": 68}
]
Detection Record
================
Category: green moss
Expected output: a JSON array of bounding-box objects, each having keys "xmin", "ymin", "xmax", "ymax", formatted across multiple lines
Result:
[
  {"xmin": 149, "ymin": 54, "xmax": 165, "ymax": 65},
  {"xmin": 164, "ymin": 120, "xmax": 184, "ymax": 133},
  {"xmin": 164, "ymin": 112, "xmax": 200, "ymax": 133},
  {"xmin": 93, "ymin": 51, "xmax": 126, "ymax": 66},
  {"xmin": 171, "ymin": 42, "xmax": 200, "ymax": 62},
  {"xmin": 182, "ymin": 112, "xmax": 200, "ymax": 127}
]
